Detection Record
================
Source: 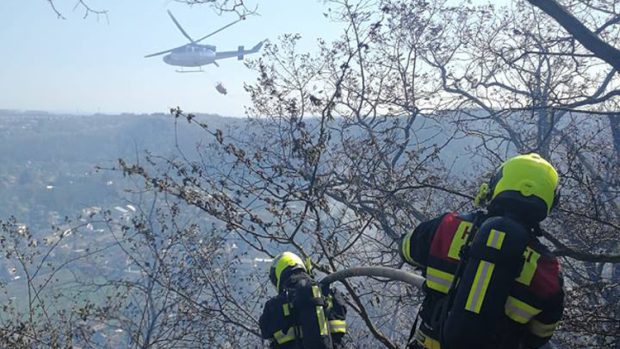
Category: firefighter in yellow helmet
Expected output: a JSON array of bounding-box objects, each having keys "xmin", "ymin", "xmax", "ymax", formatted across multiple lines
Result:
[
  {"xmin": 399, "ymin": 153, "xmax": 564, "ymax": 349},
  {"xmin": 259, "ymin": 252, "xmax": 347, "ymax": 348}
]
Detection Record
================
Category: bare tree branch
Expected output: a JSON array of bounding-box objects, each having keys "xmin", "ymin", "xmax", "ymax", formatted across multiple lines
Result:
[
  {"xmin": 526, "ymin": 0, "xmax": 620, "ymax": 71},
  {"xmin": 543, "ymin": 230, "xmax": 620, "ymax": 263}
]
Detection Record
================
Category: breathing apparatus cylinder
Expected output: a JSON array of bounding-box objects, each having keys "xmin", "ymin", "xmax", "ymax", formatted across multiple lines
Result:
[{"xmin": 442, "ymin": 216, "xmax": 529, "ymax": 348}]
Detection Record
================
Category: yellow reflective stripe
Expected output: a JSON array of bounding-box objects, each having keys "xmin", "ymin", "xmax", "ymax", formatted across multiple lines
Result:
[
  {"xmin": 465, "ymin": 260, "xmax": 495, "ymax": 313},
  {"xmin": 329, "ymin": 320, "xmax": 346, "ymax": 333},
  {"xmin": 529, "ymin": 319, "xmax": 558, "ymax": 338},
  {"xmin": 282, "ymin": 303, "xmax": 290, "ymax": 316},
  {"xmin": 310, "ymin": 285, "xmax": 329, "ymax": 336},
  {"xmin": 415, "ymin": 328, "xmax": 441, "ymax": 349},
  {"xmin": 448, "ymin": 221, "xmax": 473, "ymax": 260},
  {"xmin": 516, "ymin": 247, "xmax": 540, "ymax": 286},
  {"xmin": 273, "ymin": 327, "xmax": 297, "ymax": 344},
  {"xmin": 486, "ymin": 229, "xmax": 506, "ymax": 250},
  {"xmin": 326, "ymin": 295, "xmax": 334, "ymax": 309},
  {"xmin": 402, "ymin": 231, "xmax": 416, "ymax": 264},
  {"xmin": 426, "ymin": 267, "xmax": 454, "ymax": 294},
  {"xmin": 316, "ymin": 306, "xmax": 328, "ymax": 336},
  {"xmin": 425, "ymin": 336, "xmax": 441, "ymax": 349},
  {"xmin": 505, "ymin": 296, "xmax": 542, "ymax": 324}
]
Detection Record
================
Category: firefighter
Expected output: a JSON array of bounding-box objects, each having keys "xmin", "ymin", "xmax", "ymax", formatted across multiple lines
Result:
[
  {"xmin": 259, "ymin": 252, "xmax": 347, "ymax": 348},
  {"xmin": 400, "ymin": 153, "xmax": 564, "ymax": 349}
]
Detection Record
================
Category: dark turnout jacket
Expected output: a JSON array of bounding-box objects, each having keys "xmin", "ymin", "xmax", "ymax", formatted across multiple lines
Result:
[
  {"xmin": 400, "ymin": 212, "xmax": 564, "ymax": 349},
  {"xmin": 259, "ymin": 273, "xmax": 347, "ymax": 349}
]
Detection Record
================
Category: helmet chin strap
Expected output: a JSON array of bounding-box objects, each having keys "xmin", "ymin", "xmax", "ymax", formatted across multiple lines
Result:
[
  {"xmin": 304, "ymin": 257, "xmax": 313, "ymax": 276},
  {"xmin": 474, "ymin": 183, "xmax": 490, "ymax": 207}
]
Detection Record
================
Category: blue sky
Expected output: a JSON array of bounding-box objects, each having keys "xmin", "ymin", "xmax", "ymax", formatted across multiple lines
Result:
[
  {"xmin": 0, "ymin": 0, "xmax": 346, "ymax": 116},
  {"xmin": 0, "ymin": 0, "xmax": 503, "ymax": 117}
]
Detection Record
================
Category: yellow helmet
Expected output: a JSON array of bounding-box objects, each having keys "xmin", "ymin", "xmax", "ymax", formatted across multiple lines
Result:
[
  {"xmin": 488, "ymin": 153, "xmax": 559, "ymax": 222},
  {"xmin": 269, "ymin": 252, "xmax": 307, "ymax": 291}
]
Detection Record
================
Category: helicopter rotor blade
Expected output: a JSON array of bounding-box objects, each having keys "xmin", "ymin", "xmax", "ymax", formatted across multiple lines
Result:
[
  {"xmin": 167, "ymin": 10, "xmax": 195, "ymax": 43},
  {"xmin": 194, "ymin": 16, "xmax": 246, "ymax": 44},
  {"xmin": 144, "ymin": 47, "xmax": 176, "ymax": 58}
]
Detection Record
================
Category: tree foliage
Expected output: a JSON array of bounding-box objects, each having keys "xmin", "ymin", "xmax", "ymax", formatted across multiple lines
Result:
[{"xmin": 14, "ymin": 0, "xmax": 620, "ymax": 347}]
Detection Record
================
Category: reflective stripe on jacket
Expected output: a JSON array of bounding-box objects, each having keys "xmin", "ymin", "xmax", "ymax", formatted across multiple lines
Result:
[
  {"xmin": 400, "ymin": 212, "xmax": 564, "ymax": 349},
  {"xmin": 259, "ymin": 277, "xmax": 347, "ymax": 348}
]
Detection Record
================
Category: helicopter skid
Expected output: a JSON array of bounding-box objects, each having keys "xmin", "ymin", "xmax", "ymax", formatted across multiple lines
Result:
[{"xmin": 175, "ymin": 67, "xmax": 204, "ymax": 73}]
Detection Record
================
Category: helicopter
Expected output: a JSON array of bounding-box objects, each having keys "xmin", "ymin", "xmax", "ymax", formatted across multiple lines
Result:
[{"xmin": 145, "ymin": 10, "xmax": 265, "ymax": 72}]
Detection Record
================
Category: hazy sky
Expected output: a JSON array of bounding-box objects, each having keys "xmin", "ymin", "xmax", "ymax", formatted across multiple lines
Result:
[{"xmin": 0, "ymin": 0, "xmax": 504, "ymax": 117}]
